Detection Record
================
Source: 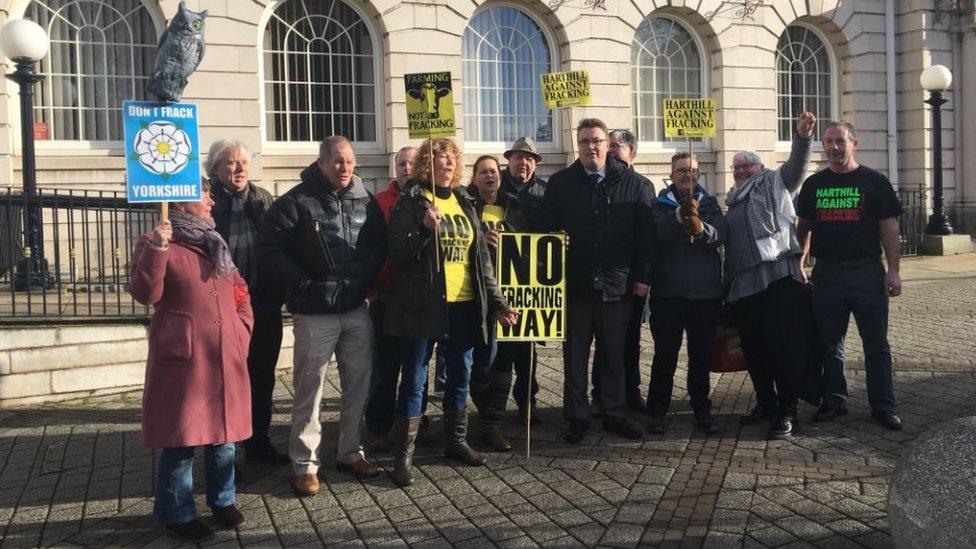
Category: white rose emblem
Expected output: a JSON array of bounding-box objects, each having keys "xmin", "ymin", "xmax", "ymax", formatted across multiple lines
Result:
[{"xmin": 132, "ymin": 121, "xmax": 192, "ymax": 179}]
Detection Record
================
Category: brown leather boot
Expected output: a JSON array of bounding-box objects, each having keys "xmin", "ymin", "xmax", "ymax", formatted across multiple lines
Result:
[
  {"xmin": 444, "ymin": 407, "xmax": 487, "ymax": 466},
  {"xmin": 289, "ymin": 474, "xmax": 319, "ymax": 497},
  {"xmin": 481, "ymin": 371, "xmax": 513, "ymax": 451},
  {"xmin": 391, "ymin": 415, "xmax": 421, "ymax": 487}
]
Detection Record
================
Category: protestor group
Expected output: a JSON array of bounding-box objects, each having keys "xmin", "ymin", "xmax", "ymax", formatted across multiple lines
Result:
[{"xmin": 130, "ymin": 111, "xmax": 905, "ymax": 541}]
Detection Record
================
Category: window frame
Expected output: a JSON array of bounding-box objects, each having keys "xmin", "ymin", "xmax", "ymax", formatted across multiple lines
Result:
[
  {"xmin": 774, "ymin": 22, "xmax": 837, "ymax": 150},
  {"xmin": 631, "ymin": 13, "xmax": 710, "ymax": 152},
  {"xmin": 258, "ymin": 0, "xmax": 385, "ymax": 156},
  {"xmin": 460, "ymin": 2, "xmax": 560, "ymax": 155},
  {"xmin": 10, "ymin": 0, "xmax": 166, "ymax": 154}
]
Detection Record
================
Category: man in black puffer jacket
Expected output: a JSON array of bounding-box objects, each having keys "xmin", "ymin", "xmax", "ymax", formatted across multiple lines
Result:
[
  {"xmin": 256, "ymin": 136, "xmax": 385, "ymax": 497},
  {"xmin": 540, "ymin": 118, "xmax": 655, "ymax": 444}
]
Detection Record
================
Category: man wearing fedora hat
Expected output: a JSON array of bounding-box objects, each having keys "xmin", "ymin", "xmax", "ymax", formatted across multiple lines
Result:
[{"xmin": 482, "ymin": 137, "xmax": 548, "ymax": 425}]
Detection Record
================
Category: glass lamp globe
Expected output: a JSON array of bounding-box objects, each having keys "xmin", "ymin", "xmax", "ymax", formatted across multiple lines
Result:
[
  {"xmin": 920, "ymin": 65, "xmax": 952, "ymax": 92},
  {"xmin": 0, "ymin": 19, "xmax": 49, "ymax": 63}
]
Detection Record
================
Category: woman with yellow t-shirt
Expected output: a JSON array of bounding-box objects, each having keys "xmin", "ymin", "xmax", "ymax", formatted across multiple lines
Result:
[
  {"xmin": 464, "ymin": 155, "xmax": 517, "ymax": 452},
  {"xmin": 384, "ymin": 139, "xmax": 518, "ymax": 487}
]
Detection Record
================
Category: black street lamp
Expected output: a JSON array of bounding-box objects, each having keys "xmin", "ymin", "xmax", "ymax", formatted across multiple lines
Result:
[
  {"xmin": 0, "ymin": 19, "xmax": 52, "ymax": 289},
  {"xmin": 920, "ymin": 64, "xmax": 954, "ymax": 236}
]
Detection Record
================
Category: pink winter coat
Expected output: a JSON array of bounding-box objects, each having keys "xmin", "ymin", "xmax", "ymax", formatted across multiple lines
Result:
[{"xmin": 130, "ymin": 235, "xmax": 253, "ymax": 449}]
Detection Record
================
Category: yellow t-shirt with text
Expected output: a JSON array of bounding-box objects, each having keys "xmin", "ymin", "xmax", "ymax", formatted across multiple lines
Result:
[
  {"xmin": 481, "ymin": 204, "xmax": 507, "ymax": 233},
  {"xmin": 427, "ymin": 190, "xmax": 474, "ymax": 302}
]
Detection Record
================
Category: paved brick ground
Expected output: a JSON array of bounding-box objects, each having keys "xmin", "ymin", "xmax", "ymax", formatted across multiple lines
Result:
[{"xmin": 1, "ymin": 255, "xmax": 974, "ymax": 548}]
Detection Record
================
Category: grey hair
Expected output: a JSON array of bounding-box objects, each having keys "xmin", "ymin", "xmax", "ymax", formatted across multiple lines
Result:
[
  {"xmin": 733, "ymin": 149, "xmax": 763, "ymax": 167},
  {"xmin": 609, "ymin": 129, "xmax": 637, "ymax": 152},
  {"xmin": 204, "ymin": 138, "xmax": 252, "ymax": 178}
]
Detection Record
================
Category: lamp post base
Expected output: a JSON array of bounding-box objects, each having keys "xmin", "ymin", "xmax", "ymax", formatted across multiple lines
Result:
[
  {"xmin": 13, "ymin": 256, "xmax": 54, "ymax": 291},
  {"xmin": 924, "ymin": 213, "xmax": 954, "ymax": 236}
]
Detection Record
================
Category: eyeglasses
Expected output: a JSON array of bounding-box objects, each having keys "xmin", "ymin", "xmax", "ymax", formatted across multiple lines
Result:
[
  {"xmin": 673, "ymin": 168, "xmax": 699, "ymax": 176},
  {"xmin": 577, "ymin": 138, "xmax": 606, "ymax": 147},
  {"xmin": 731, "ymin": 163, "xmax": 757, "ymax": 171}
]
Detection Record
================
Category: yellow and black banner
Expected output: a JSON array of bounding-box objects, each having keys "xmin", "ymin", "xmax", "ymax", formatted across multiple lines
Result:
[
  {"xmin": 405, "ymin": 71, "xmax": 456, "ymax": 139},
  {"xmin": 663, "ymin": 98, "xmax": 716, "ymax": 138},
  {"xmin": 540, "ymin": 70, "xmax": 592, "ymax": 109},
  {"xmin": 496, "ymin": 232, "xmax": 566, "ymax": 341}
]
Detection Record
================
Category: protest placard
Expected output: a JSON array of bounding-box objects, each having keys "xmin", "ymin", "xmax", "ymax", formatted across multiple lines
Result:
[
  {"xmin": 540, "ymin": 70, "xmax": 592, "ymax": 109},
  {"xmin": 663, "ymin": 98, "xmax": 716, "ymax": 138},
  {"xmin": 123, "ymin": 100, "xmax": 202, "ymax": 204},
  {"xmin": 405, "ymin": 72, "xmax": 456, "ymax": 139},
  {"xmin": 496, "ymin": 232, "xmax": 566, "ymax": 341}
]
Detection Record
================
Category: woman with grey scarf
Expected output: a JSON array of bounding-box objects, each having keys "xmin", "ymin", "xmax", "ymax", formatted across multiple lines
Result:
[
  {"xmin": 724, "ymin": 111, "xmax": 817, "ymax": 440},
  {"xmin": 130, "ymin": 181, "xmax": 253, "ymax": 542}
]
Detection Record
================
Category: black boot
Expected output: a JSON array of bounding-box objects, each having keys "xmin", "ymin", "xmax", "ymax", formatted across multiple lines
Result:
[
  {"xmin": 645, "ymin": 399, "xmax": 669, "ymax": 434},
  {"xmin": 391, "ymin": 415, "xmax": 420, "ymax": 487},
  {"xmin": 444, "ymin": 407, "xmax": 487, "ymax": 466},
  {"xmin": 740, "ymin": 402, "xmax": 777, "ymax": 425},
  {"xmin": 693, "ymin": 400, "xmax": 721, "ymax": 435},
  {"xmin": 768, "ymin": 410, "xmax": 796, "ymax": 439},
  {"xmin": 481, "ymin": 372, "xmax": 513, "ymax": 451}
]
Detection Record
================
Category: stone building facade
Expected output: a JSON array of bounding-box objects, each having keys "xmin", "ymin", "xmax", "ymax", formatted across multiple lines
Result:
[{"xmin": 0, "ymin": 0, "xmax": 973, "ymax": 230}]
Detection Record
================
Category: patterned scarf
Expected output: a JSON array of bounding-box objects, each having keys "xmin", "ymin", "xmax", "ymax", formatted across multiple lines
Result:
[
  {"xmin": 226, "ymin": 188, "xmax": 257, "ymax": 286},
  {"xmin": 170, "ymin": 210, "xmax": 237, "ymax": 278}
]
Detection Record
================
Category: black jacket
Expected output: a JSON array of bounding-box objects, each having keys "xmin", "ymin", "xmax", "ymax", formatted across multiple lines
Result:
[
  {"xmin": 499, "ymin": 170, "xmax": 547, "ymax": 232},
  {"xmin": 256, "ymin": 163, "xmax": 385, "ymax": 315},
  {"xmin": 650, "ymin": 184, "xmax": 727, "ymax": 300},
  {"xmin": 210, "ymin": 180, "xmax": 284, "ymax": 314},
  {"xmin": 384, "ymin": 182, "xmax": 507, "ymax": 342},
  {"xmin": 540, "ymin": 156, "xmax": 655, "ymax": 300}
]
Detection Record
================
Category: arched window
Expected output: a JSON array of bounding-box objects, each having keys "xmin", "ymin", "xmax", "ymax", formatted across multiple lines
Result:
[
  {"xmin": 776, "ymin": 25, "xmax": 833, "ymax": 140},
  {"xmin": 263, "ymin": 0, "xmax": 377, "ymax": 142},
  {"xmin": 462, "ymin": 6, "xmax": 553, "ymax": 144},
  {"xmin": 24, "ymin": 0, "xmax": 158, "ymax": 142},
  {"xmin": 631, "ymin": 16, "xmax": 703, "ymax": 143}
]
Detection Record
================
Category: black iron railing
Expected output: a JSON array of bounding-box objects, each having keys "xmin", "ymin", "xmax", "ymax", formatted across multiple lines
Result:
[
  {"xmin": 898, "ymin": 185, "xmax": 926, "ymax": 257},
  {"xmin": 1, "ymin": 188, "xmax": 159, "ymax": 321}
]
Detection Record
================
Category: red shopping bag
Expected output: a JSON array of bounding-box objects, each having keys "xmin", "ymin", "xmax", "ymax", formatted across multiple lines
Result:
[{"xmin": 710, "ymin": 321, "xmax": 747, "ymax": 373}]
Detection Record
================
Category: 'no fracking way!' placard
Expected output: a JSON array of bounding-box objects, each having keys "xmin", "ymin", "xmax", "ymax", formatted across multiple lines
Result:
[{"xmin": 123, "ymin": 100, "xmax": 202, "ymax": 203}]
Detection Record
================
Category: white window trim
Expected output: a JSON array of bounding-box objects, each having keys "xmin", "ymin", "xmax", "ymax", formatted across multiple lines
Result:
[
  {"xmin": 632, "ymin": 13, "xmax": 711, "ymax": 152},
  {"xmin": 9, "ymin": 0, "xmax": 166, "ymax": 155},
  {"xmin": 462, "ymin": 2, "xmax": 561, "ymax": 154},
  {"xmin": 257, "ymin": 0, "xmax": 385, "ymax": 155},
  {"xmin": 774, "ymin": 21, "xmax": 838, "ymax": 151}
]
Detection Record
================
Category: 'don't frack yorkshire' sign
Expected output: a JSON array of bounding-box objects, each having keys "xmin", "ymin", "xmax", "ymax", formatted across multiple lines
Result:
[
  {"xmin": 123, "ymin": 100, "xmax": 202, "ymax": 203},
  {"xmin": 405, "ymin": 71, "xmax": 456, "ymax": 139},
  {"xmin": 663, "ymin": 98, "xmax": 716, "ymax": 138},
  {"xmin": 496, "ymin": 232, "xmax": 566, "ymax": 341},
  {"xmin": 540, "ymin": 70, "xmax": 592, "ymax": 109}
]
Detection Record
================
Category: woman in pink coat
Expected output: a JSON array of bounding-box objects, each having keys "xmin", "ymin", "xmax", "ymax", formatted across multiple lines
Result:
[{"xmin": 130, "ymin": 183, "xmax": 253, "ymax": 542}]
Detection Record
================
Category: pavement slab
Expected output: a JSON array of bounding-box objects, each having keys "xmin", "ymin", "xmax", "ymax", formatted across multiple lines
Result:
[{"xmin": 1, "ymin": 255, "xmax": 975, "ymax": 547}]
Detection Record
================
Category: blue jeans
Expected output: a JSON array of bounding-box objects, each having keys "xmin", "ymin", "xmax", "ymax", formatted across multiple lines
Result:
[
  {"xmin": 396, "ymin": 301, "xmax": 480, "ymax": 417},
  {"xmin": 365, "ymin": 301, "xmax": 433, "ymax": 435},
  {"xmin": 812, "ymin": 258, "xmax": 895, "ymax": 411},
  {"xmin": 154, "ymin": 443, "xmax": 236, "ymax": 525}
]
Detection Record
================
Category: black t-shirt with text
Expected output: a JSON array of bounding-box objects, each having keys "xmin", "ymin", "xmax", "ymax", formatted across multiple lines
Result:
[{"xmin": 796, "ymin": 165, "xmax": 903, "ymax": 262}]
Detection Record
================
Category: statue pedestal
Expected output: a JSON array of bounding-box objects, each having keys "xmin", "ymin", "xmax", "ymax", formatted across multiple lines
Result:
[
  {"xmin": 888, "ymin": 416, "xmax": 976, "ymax": 548},
  {"xmin": 922, "ymin": 234, "xmax": 975, "ymax": 256}
]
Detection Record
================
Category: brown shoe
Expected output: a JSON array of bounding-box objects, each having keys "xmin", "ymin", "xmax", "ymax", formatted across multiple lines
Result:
[
  {"xmin": 336, "ymin": 458, "xmax": 380, "ymax": 479},
  {"xmin": 289, "ymin": 474, "xmax": 319, "ymax": 497}
]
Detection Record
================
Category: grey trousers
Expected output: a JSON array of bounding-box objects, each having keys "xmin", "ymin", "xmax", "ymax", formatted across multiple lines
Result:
[
  {"xmin": 563, "ymin": 297, "xmax": 633, "ymax": 421},
  {"xmin": 289, "ymin": 306, "xmax": 373, "ymax": 475}
]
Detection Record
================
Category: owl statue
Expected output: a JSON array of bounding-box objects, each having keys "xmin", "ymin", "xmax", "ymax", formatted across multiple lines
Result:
[{"xmin": 147, "ymin": 1, "xmax": 207, "ymax": 103}]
